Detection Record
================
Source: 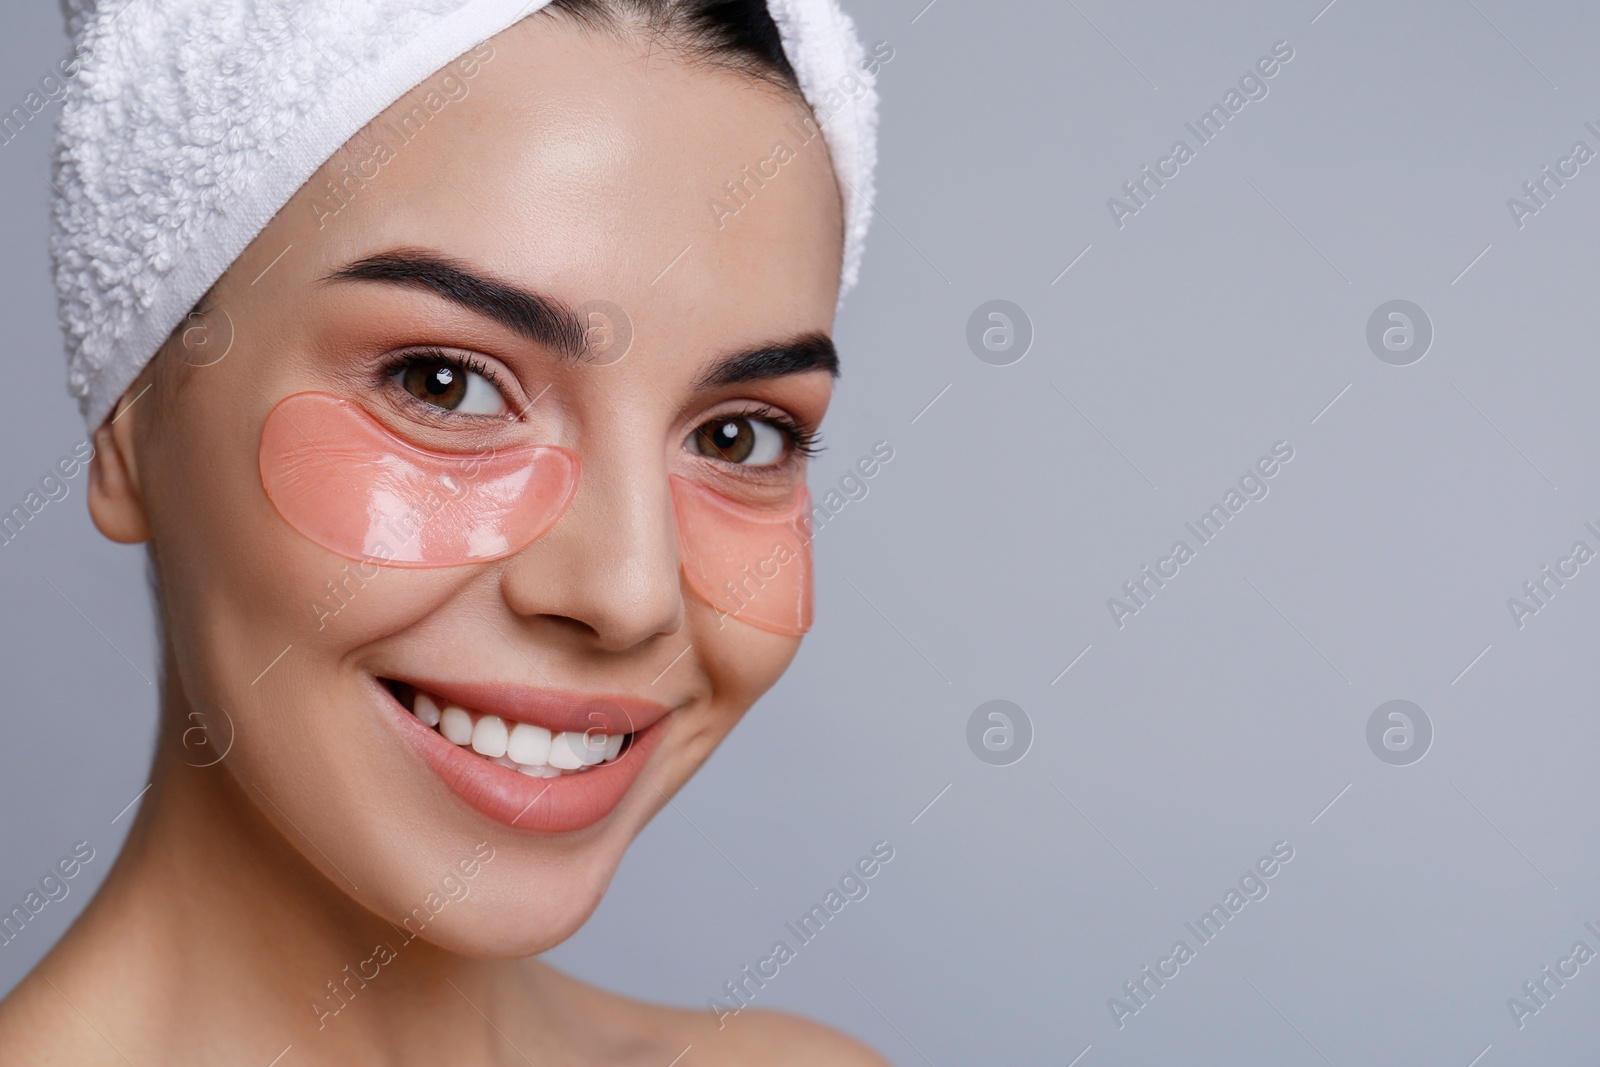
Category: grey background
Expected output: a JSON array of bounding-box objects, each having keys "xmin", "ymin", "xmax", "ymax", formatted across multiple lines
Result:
[{"xmin": 4, "ymin": 0, "xmax": 1599, "ymax": 1063}]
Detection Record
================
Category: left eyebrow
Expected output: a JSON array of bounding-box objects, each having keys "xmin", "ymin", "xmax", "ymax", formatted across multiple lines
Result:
[{"xmin": 695, "ymin": 334, "xmax": 839, "ymax": 388}]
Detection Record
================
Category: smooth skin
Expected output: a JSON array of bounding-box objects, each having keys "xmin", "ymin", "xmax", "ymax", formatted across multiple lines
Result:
[{"xmin": 0, "ymin": 12, "xmax": 885, "ymax": 1065}]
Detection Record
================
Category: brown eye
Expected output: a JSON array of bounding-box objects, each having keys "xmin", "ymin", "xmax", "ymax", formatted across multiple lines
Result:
[
  {"xmin": 392, "ymin": 355, "xmax": 507, "ymax": 415},
  {"xmin": 691, "ymin": 415, "xmax": 785, "ymax": 465},
  {"xmin": 401, "ymin": 358, "xmax": 464, "ymax": 407}
]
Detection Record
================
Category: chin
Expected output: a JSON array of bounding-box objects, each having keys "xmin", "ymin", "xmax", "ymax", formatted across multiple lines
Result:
[
  {"xmin": 406, "ymin": 865, "xmax": 615, "ymax": 959},
  {"xmin": 286, "ymin": 666, "xmax": 693, "ymax": 958}
]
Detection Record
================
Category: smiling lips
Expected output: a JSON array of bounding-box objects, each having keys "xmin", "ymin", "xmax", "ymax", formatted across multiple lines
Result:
[{"xmin": 382, "ymin": 679, "xmax": 672, "ymax": 833}]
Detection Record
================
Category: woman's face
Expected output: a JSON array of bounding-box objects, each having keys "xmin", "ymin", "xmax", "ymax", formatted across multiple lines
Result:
[{"xmin": 110, "ymin": 15, "xmax": 843, "ymax": 955}]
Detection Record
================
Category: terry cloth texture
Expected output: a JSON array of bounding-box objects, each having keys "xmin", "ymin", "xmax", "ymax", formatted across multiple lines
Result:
[{"xmin": 53, "ymin": 0, "xmax": 878, "ymax": 429}]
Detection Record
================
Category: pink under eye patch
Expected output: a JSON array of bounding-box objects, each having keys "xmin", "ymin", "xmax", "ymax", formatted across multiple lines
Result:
[
  {"xmin": 259, "ymin": 392, "xmax": 578, "ymax": 567},
  {"xmin": 670, "ymin": 475, "xmax": 813, "ymax": 636},
  {"xmin": 258, "ymin": 392, "xmax": 811, "ymax": 631}
]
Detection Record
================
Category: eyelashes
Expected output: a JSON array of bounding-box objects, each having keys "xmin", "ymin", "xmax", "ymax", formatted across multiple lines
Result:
[
  {"xmin": 376, "ymin": 346, "xmax": 497, "ymax": 386},
  {"xmin": 371, "ymin": 348, "xmax": 822, "ymax": 467},
  {"xmin": 376, "ymin": 347, "xmax": 514, "ymax": 418},
  {"xmin": 717, "ymin": 403, "xmax": 823, "ymax": 459}
]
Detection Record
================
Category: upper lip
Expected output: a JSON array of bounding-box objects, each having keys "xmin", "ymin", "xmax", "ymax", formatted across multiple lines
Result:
[{"xmin": 385, "ymin": 676, "xmax": 672, "ymax": 736}]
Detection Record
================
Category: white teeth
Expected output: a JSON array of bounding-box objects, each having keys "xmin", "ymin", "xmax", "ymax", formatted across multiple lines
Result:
[
  {"xmin": 547, "ymin": 731, "xmax": 588, "ymax": 770},
  {"xmin": 414, "ymin": 692, "xmax": 442, "ymax": 728},
  {"xmin": 507, "ymin": 722, "xmax": 552, "ymax": 766},
  {"xmin": 410, "ymin": 689, "xmax": 628, "ymax": 774},
  {"xmin": 439, "ymin": 705, "xmax": 474, "ymax": 746},
  {"xmin": 471, "ymin": 714, "xmax": 509, "ymax": 758}
]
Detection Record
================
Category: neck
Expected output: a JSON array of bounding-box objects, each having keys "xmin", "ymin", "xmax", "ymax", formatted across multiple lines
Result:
[{"xmin": 23, "ymin": 688, "xmax": 568, "ymax": 1064}]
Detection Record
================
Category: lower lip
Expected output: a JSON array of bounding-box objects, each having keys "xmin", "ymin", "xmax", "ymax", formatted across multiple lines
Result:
[{"xmin": 378, "ymin": 680, "xmax": 669, "ymax": 833}]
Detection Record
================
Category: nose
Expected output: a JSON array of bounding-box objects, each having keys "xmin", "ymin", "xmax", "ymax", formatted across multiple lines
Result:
[{"xmin": 498, "ymin": 447, "xmax": 685, "ymax": 652}]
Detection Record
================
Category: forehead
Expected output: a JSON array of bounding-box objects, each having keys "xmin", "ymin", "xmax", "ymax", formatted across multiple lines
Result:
[{"xmin": 296, "ymin": 15, "xmax": 844, "ymax": 339}]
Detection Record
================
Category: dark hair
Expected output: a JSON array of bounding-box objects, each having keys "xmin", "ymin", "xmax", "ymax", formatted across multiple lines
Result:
[{"xmin": 543, "ymin": 0, "xmax": 799, "ymax": 89}]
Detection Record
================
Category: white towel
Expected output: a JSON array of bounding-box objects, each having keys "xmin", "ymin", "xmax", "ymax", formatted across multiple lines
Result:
[{"xmin": 53, "ymin": 0, "xmax": 878, "ymax": 429}]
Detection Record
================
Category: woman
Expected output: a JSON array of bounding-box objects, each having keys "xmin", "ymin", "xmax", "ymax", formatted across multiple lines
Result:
[{"xmin": 0, "ymin": 0, "xmax": 884, "ymax": 1061}]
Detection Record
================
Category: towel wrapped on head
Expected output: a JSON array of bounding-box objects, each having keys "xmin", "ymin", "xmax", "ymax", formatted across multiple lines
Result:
[{"xmin": 51, "ymin": 0, "xmax": 878, "ymax": 429}]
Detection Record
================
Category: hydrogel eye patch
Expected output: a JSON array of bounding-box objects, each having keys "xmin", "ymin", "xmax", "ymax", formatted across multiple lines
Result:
[
  {"xmin": 669, "ymin": 475, "xmax": 813, "ymax": 636},
  {"xmin": 259, "ymin": 392, "xmax": 811, "ymax": 627},
  {"xmin": 259, "ymin": 392, "xmax": 578, "ymax": 567}
]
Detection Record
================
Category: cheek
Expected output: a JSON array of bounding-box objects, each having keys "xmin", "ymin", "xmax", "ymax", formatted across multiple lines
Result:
[
  {"xmin": 259, "ymin": 392, "xmax": 578, "ymax": 566},
  {"xmin": 683, "ymin": 596, "xmax": 804, "ymax": 734},
  {"xmin": 669, "ymin": 475, "xmax": 812, "ymax": 637}
]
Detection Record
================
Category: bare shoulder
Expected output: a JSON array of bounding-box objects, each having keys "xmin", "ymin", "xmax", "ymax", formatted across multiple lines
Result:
[
  {"xmin": 537, "ymin": 964, "xmax": 888, "ymax": 1066},
  {"xmin": 681, "ymin": 1006, "xmax": 891, "ymax": 1066},
  {"xmin": 0, "ymin": 969, "xmax": 127, "ymax": 1067}
]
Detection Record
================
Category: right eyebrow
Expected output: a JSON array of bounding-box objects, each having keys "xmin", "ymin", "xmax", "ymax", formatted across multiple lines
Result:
[
  {"xmin": 323, "ymin": 248, "xmax": 589, "ymax": 360},
  {"xmin": 693, "ymin": 334, "xmax": 839, "ymax": 389}
]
